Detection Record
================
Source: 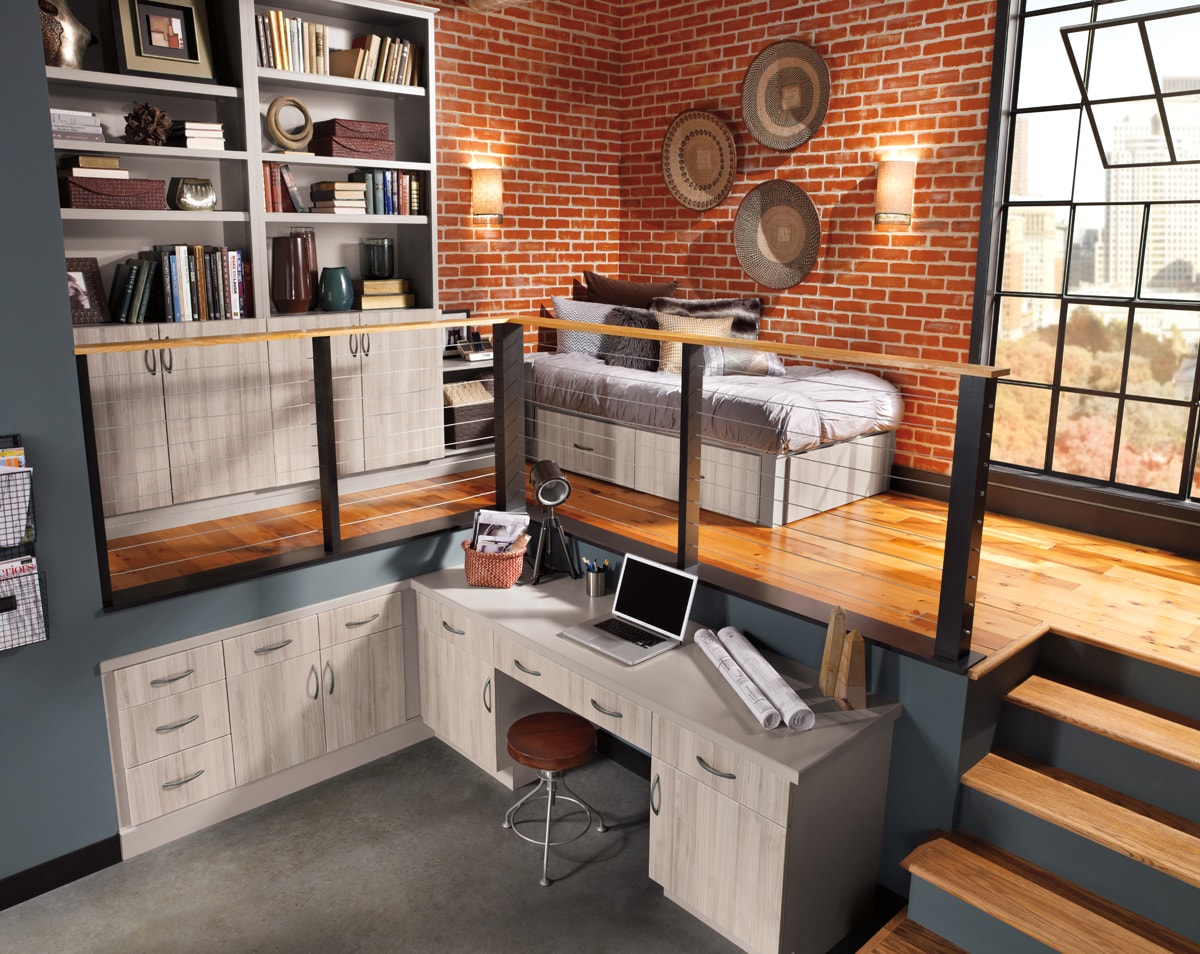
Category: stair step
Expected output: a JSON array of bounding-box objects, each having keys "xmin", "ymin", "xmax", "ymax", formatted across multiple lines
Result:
[
  {"xmin": 1008, "ymin": 674, "xmax": 1200, "ymax": 770},
  {"xmin": 902, "ymin": 831, "xmax": 1200, "ymax": 954},
  {"xmin": 961, "ymin": 751, "xmax": 1200, "ymax": 889},
  {"xmin": 857, "ymin": 907, "xmax": 967, "ymax": 953}
]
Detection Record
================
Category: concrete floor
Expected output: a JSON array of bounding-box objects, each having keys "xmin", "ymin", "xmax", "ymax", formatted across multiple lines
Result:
[{"xmin": 0, "ymin": 739, "xmax": 747, "ymax": 954}]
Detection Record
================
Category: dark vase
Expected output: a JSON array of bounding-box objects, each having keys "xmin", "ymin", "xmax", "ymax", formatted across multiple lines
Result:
[
  {"xmin": 318, "ymin": 267, "xmax": 354, "ymax": 311},
  {"xmin": 271, "ymin": 234, "xmax": 312, "ymax": 315},
  {"xmin": 290, "ymin": 227, "xmax": 319, "ymax": 309}
]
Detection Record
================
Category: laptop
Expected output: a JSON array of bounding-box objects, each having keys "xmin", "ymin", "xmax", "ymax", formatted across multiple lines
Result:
[{"xmin": 559, "ymin": 554, "xmax": 699, "ymax": 665}]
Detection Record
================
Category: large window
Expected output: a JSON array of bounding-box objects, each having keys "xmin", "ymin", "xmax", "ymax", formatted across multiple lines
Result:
[{"xmin": 990, "ymin": 1, "xmax": 1200, "ymax": 504}]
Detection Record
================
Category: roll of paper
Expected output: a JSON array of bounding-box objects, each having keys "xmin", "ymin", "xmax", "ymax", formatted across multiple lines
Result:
[
  {"xmin": 695, "ymin": 629, "xmax": 781, "ymax": 730},
  {"xmin": 717, "ymin": 626, "xmax": 815, "ymax": 731}
]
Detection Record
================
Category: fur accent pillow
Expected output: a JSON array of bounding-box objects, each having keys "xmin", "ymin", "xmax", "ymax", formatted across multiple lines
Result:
[
  {"xmin": 648, "ymin": 296, "xmax": 763, "ymax": 337},
  {"xmin": 598, "ymin": 307, "xmax": 659, "ymax": 371},
  {"xmin": 551, "ymin": 297, "xmax": 614, "ymax": 356},
  {"xmin": 655, "ymin": 311, "xmax": 784, "ymax": 376},
  {"xmin": 583, "ymin": 270, "xmax": 678, "ymax": 307}
]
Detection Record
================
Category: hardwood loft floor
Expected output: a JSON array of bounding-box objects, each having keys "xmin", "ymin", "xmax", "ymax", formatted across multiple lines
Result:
[{"xmin": 105, "ymin": 469, "xmax": 1200, "ymax": 680}]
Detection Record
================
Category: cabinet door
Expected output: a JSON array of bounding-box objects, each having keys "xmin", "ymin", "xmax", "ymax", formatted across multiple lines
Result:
[
  {"xmin": 321, "ymin": 627, "xmax": 406, "ymax": 751},
  {"xmin": 226, "ymin": 652, "xmax": 325, "ymax": 784},
  {"xmin": 359, "ymin": 325, "xmax": 444, "ymax": 472},
  {"xmin": 649, "ymin": 760, "xmax": 786, "ymax": 954},
  {"xmin": 418, "ymin": 631, "xmax": 497, "ymax": 773}
]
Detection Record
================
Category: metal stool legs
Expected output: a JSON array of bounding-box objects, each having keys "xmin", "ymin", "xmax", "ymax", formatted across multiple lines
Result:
[{"xmin": 502, "ymin": 768, "xmax": 607, "ymax": 886}]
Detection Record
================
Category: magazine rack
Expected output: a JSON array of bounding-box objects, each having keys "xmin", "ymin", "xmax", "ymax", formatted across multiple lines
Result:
[{"xmin": 0, "ymin": 433, "xmax": 46, "ymax": 651}]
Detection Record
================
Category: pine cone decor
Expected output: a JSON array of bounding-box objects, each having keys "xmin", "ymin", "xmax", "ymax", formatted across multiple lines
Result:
[{"xmin": 124, "ymin": 103, "xmax": 172, "ymax": 146}]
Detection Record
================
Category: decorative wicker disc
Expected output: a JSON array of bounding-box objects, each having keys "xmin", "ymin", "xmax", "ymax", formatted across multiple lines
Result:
[
  {"xmin": 661, "ymin": 110, "xmax": 737, "ymax": 211},
  {"xmin": 741, "ymin": 40, "xmax": 830, "ymax": 151},
  {"xmin": 734, "ymin": 180, "xmax": 821, "ymax": 289}
]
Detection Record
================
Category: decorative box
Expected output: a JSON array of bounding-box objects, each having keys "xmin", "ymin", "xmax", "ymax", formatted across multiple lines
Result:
[
  {"xmin": 311, "ymin": 118, "xmax": 390, "ymax": 140},
  {"xmin": 59, "ymin": 177, "xmax": 167, "ymax": 210},
  {"xmin": 310, "ymin": 135, "xmax": 395, "ymax": 160}
]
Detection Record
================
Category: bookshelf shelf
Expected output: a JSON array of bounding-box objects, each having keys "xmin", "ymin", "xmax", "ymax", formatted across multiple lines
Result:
[
  {"xmin": 44, "ymin": 66, "xmax": 241, "ymax": 100},
  {"xmin": 264, "ymin": 154, "xmax": 433, "ymax": 173},
  {"xmin": 265, "ymin": 212, "xmax": 428, "ymax": 225},
  {"xmin": 52, "ymin": 141, "xmax": 250, "ymax": 163},
  {"xmin": 257, "ymin": 68, "xmax": 425, "ymax": 99},
  {"xmin": 60, "ymin": 210, "xmax": 251, "ymax": 224}
]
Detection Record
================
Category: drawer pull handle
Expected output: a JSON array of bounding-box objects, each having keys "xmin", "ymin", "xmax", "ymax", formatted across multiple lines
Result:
[
  {"xmin": 442, "ymin": 620, "xmax": 466, "ymax": 636},
  {"xmin": 590, "ymin": 699, "xmax": 622, "ymax": 719},
  {"xmin": 149, "ymin": 668, "xmax": 194, "ymax": 687},
  {"xmin": 345, "ymin": 613, "xmax": 381, "ymax": 629},
  {"xmin": 309, "ymin": 664, "xmax": 320, "ymax": 701},
  {"xmin": 696, "ymin": 755, "xmax": 736, "ymax": 780},
  {"xmin": 324, "ymin": 660, "xmax": 335, "ymax": 696},
  {"xmin": 155, "ymin": 713, "xmax": 200, "ymax": 734},
  {"xmin": 254, "ymin": 638, "xmax": 294, "ymax": 656},
  {"xmin": 650, "ymin": 773, "xmax": 661, "ymax": 816},
  {"xmin": 483, "ymin": 676, "xmax": 492, "ymax": 714},
  {"xmin": 161, "ymin": 768, "xmax": 204, "ymax": 791},
  {"xmin": 572, "ymin": 443, "xmax": 594, "ymax": 452},
  {"xmin": 513, "ymin": 659, "xmax": 541, "ymax": 677}
]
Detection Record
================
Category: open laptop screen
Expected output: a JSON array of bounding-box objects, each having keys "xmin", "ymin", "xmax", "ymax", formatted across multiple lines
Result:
[{"xmin": 612, "ymin": 555, "xmax": 698, "ymax": 640}]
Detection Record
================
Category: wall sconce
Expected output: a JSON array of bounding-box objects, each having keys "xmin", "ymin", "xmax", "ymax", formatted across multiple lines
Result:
[
  {"xmin": 874, "ymin": 159, "xmax": 916, "ymax": 226},
  {"xmin": 471, "ymin": 167, "xmax": 504, "ymax": 224}
]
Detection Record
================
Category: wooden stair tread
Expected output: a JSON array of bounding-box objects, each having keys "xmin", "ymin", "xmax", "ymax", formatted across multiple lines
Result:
[
  {"xmin": 857, "ymin": 907, "xmax": 967, "ymax": 953},
  {"xmin": 902, "ymin": 832, "xmax": 1200, "ymax": 954},
  {"xmin": 962, "ymin": 751, "xmax": 1200, "ymax": 889},
  {"xmin": 1008, "ymin": 674, "xmax": 1200, "ymax": 771}
]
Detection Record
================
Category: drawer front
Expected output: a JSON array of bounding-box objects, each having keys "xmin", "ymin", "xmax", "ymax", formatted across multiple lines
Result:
[
  {"xmin": 700, "ymin": 445, "xmax": 761, "ymax": 523},
  {"xmin": 318, "ymin": 591, "xmax": 403, "ymax": 648},
  {"xmin": 653, "ymin": 715, "xmax": 791, "ymax": 825},
  {"xmin": 493, "ymin": 634, "xmax": 572, "ymax": 708},
  {"xmin": 416, "ymin": 592, "xmax": 492, "ymax": 660},
  {"xmin": 112, "ymin": 641, "xmax": 225, "ymax": 710},
  {"xmin": 222, "ymin": 616, "xmax": 320, "ymax": 677},
  {"xmin": 124, "ymin": 736, "xmax": 235, "ymax": 827},
  {"xmin": 117, "ymin": 681, "xmax": 231, "ymax": 769},
  {"xmin": 572, "ymin": 677, "xmax": 652, "ymax": 751},
  {"xmin": 536, "ymin": 409, "xmax": 634, "ymax": 484}
]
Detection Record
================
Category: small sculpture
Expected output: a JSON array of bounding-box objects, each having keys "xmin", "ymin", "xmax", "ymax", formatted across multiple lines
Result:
[
  {"xmin": 40, "ymin": 0, "xmax": 94, "ymax": 70},
  {"xmin": 124, "ymin": 103, "xmax": 173, "ymax": 147}
]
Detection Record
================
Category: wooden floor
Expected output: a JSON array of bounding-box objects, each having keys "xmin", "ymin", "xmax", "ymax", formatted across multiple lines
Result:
[{"xmin": 106, "ymin": 467, "xmax": 1200, "ymax": 680}]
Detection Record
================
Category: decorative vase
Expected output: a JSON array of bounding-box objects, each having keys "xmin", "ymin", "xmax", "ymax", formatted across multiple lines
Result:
[
  {"xmin": 290, "ymin": 227, "xmax": 319, "ymax": 308},
  {"xmin": 169, "ymin": 177, "xmax": 217, "ymax": 212},
  {"xmin": 271, "ymin": 234, "xmax": 312, "ymax": 315},
  {"xmin": 318, "ymin": 267, "xmax": 354, "ymax": 312},
  {"xmin": 359, "ymin": 237, "xmax": 394, "ymax": 280},
  {"xmin": 40, "ymin": 0, "xmax": 94, "ymax": 70}
]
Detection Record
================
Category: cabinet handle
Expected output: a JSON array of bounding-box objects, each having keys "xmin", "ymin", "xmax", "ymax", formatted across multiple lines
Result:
[
  {"xmin": 161, "ymin": 348, "xmax": 173, "ymax": 374},
  {"xmin": 349, "ymin": 334, "xmax": 359, "ymax": 357},
  {"xmin": 442, "ymin": 620, "xmax": 465, "ymax": 636},
  {"xmin": 590, "ymin": 699, "xmax": 622, "ymax": 719},
  {"xmin": 483, "ymin": 676, "xmax": 492, "ymax": 714},
  {"xmin": 324, "ymin": 659, "xmax": 334, "ymax": 696},
  {"xmin": 572, "ymin": 443, "xmax": 594, "ymax": 452},
  {"xmin": 144, "ymin": 349, "xmax": 157, "ymax": 376},
  {"xmin": 155, "ymin": 713, "xmax": 200, "ymax": 734},
  {"xmin": 309, "ymin": 664, "xmax": 320, "ymax": 701},
  {"xmin": 650, "ymin": 773, "xmax": 661, "ymax": 816},
  {"xmin": 513, "ymin": 659, "xmax": 541, "ymax": 677},
  {"xmin": 253, "ymin": 638, "xmax": 294, "ymax": 656},
  {"xmin": 149, "ymin": 668, "xmax": 193, "ymax": 687},
  {"xmin": 361, "ymin": 332, "xmax": 371, "ymax": 356},
  {"xmin": 161, "ymin": 768, "xmax": 204, "ymax": 791},
  {"xmin": 345, "ymin": 612, "xmax": 381, "ymax": 629},
  {"xmin": 696, "ymin": 755, "xmax": 736, "ymax": 780}
]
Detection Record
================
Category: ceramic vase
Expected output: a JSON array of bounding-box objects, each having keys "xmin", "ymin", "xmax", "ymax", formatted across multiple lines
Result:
[
  {"xmin": 40, "ymin": 0, "xmax": 93, "ymax": 70},
  {"xmin": 318, "ymin": 267, "xmax": 354, "ymax": 312},
  {"xmin": 290, "ymin": 227, "xmax": 319, "ymax": 308},
  {"xmin": 170, "ymin": 177, "xmax": 217, "ymax": 212},
  {"xmin": 271, "ymin": 234, "xmax": 312, "ymax": 315}
]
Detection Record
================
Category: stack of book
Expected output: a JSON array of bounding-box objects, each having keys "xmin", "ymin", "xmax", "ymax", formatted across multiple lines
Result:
[
  {"xmin": 342, "ymin": 34, "xmax": 419, "ymax": 85},
  {"xmin": 50, "ymin": 108, "xmax": 104, "ymax": 143},
  {"xmin": 349, "ymin": 168, "xmax": 422, "ymax": 216},
  {"xmin": 168, "ymin": 121, "xmax": 225, "ymax": 150},
  {"xmin": 255, "ymin": 9, "xmax": 332, "ymax": 75},
  {"xmin": 309, "ymin": 179, "xmax": 367, "ymax": 214},
  {"xmin": 58, "ymin": 155, "xmax": 129, "ymax": 181},
  {"xmin": 150, "ymin": 243, "xmax": 250, "ymax": 322},
  {"xmin": 354, "ymin": 278, "xmax": 414, "ymax": 310},
  {"xmin": 107, "ymin": 255, "xmax": 161, "ymax": 324}
]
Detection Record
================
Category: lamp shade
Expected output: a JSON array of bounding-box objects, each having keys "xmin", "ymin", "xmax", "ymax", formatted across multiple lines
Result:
[
  {"xmin": 874, "ymin": 159, "xmax": 916, "ymax": 226},
  {"xmin": 471, "ymin": 167, "xmax": 504, "ymax": 222},
  {"xmin": 530, "ymin": 459, "xmax": 571, "ymax": 507}
]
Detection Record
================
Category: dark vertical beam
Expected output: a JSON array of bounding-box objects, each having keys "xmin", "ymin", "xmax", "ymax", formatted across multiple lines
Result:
[
  {"xmin": 492, "ymin": 322, "xmax": 526, "ymax": 512},
  {"xmin": 312, "ymin": 336, "xmax": 340, "ymax": 553},
  {"xmin": 75, "ymin": 354, "xmax": 113, "ymax": 609},
  {"xmin": 935, "ymin": 374, "xmax": 997, "ymax": 667},
  {"xmin": 677, "ymin": 342, "xmax": 702, "ymax": 569}
]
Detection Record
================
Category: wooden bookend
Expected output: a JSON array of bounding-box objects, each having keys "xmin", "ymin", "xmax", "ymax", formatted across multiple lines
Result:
[
  {"xmin": 819, "ymin": 606, "xmax": 847, "ymax": 697},
  {"xmin": 834, "ymin": 630, "xmax": 867, "ymax": 711}
]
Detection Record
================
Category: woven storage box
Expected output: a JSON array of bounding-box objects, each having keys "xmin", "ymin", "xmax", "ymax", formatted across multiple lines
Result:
[
  {"xmin": 311, "ymin": 135, "xmax": 394, "ymax": 160},
  {"xmin": 59, "ymin": 177, "xmax": 167, "ymax": 210},
  {"xmin": 443, "ymin": 378, "xmax": 494, "ymax": 449},
  {"xmin": 312, "ymin": 118, "xmax": 390, "ymax": 140},
  {"xmin": 462, "ymin": 539, "xmax": 525, "ymax": 588}
]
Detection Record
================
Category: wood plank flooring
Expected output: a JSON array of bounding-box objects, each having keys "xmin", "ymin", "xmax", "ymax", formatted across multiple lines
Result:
[{"xmin": 105, "ymin": 467, "xmax": 1200, "ymax": 680}]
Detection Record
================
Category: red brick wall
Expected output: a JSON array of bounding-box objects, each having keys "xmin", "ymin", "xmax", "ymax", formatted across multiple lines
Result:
[{"xmin": 434, "ymin": 0, "xmax": 997, "ymax": 473}]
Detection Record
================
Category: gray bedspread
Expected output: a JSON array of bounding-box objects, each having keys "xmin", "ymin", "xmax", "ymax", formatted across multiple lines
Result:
[{"xmin": 528, "ymin": 353, "xmax": 904, "ymax": 455}]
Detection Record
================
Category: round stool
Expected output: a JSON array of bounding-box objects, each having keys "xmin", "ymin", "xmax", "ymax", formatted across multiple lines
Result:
[{"xmin": 501, "ymin": 711, "xmax": 607, "ymax": 886}]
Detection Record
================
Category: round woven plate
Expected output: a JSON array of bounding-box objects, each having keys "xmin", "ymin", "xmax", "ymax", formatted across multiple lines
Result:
[
  {"xmin": 661, "ymin": 110, "xmax": 737, "ymax": 211},
  {"xmin": 741, "ymin": 40, "xmax": 830, "ymax": 151},
  {"xmin": 734, "ymin": 180, "xmax": 821, "ymax": 289}
]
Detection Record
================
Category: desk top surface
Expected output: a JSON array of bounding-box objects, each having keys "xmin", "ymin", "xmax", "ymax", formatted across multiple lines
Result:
[{"xmin": 412, "ymin": 568, "xmax": 901, "ymax": 784}]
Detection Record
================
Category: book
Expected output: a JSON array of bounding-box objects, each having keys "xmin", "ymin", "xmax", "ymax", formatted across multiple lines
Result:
[
  {"xmin": 353, "ymin": 278, "xmax": 409, "ymax": 295},
  {"xmin": 171, "ymin": 121, "xmax": 223, "ymax": 132},
  {"xmin": 329, "ymin": 47, "xmax": 364, "ymax": 79},
  {"xmin": 58, "ymin": 167, "xmax": 131, "ymax": 179},
  {"xmin": 278, "ymin": 164, "xmax": 307, "ymax": 212},
  {"xmin": 108, "ymin": 262, "xmax": 132, "ymax": 321},
  {"xmin": 133, "ymin": 254, "xmax": 160, "ymax": 323},
  {"xmin": 51, "ymin": 129, "xmax": 105, "ymax": 143},
  {"xmin": 309, "ymin": 180, "xmax": 367, "ymax": 193},
  {"xmin": 347, "ymin": 171, "xmax": 375, "ymax": 214},
  {"xmin": 50, "ymin": 111, "xmax": 101, "ymax": 127},
  {"xmin": 59, "ymin": 154, "xmax": 120, "ymax": 169},
  {"xmin": 126, "ymin": 257, "xmax": 152, "ymax": 324},
  {"xmin": 311, "ymin": 202, "xmax": 366, "ymax": 213},
  {"xmin": 168, "ymin": 136, "xmax": 225, "ymax": 149},
  {"xmin": 356, "ymin": 292, "xmax": 415, "ymax": 309}
]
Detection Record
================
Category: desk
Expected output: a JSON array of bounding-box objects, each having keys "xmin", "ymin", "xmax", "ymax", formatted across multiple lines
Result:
[{"xmin": 411, "ymin": 569, "xmax": 901, "ymax": 954}]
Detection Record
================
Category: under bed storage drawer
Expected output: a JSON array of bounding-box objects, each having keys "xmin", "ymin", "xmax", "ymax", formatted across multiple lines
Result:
[
  {"xmin": 535, "ymin": 408, "xmax": 635, "ymax": 485},
  {"xmin": 634, "ymin": 430, "xmax": 761, "ymax": 523},
  {"xmin": 783, "ymin": 431, "xmax": 894, "ymax": 522}
]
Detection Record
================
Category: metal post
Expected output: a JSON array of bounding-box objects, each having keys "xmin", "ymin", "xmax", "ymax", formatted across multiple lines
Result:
[
  {"xmin": 677, "ymin": 342, "xmax": 702, "ymax": 570},
  {"xmin": 76, "ymin": 353, "xmax": 113, "ymax": 608},
  {"xmin": 493, "ymin": 322, "xmax": 526, "ymax": 512},
  {"xmin": 312, "ymin": 336, "xmax": 340, "ymax": 553}
]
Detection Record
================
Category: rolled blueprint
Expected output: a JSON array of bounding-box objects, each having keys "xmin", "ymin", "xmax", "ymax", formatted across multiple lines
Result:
[
  {"xmin": 717, "ymin": 626, "xmax": 815, "ymax": 731},
  {"xmin": 695, "ymin": 628, "xmax": 781, "ymax": 730}
]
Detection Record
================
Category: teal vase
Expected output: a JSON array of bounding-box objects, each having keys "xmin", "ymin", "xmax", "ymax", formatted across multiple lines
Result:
[{"xmin": 318, "ymin": 266, "xmax": 354, "ymax": 311}]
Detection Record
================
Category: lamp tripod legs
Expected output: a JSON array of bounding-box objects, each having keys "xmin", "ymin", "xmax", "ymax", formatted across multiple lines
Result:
[{"xmin": 529, "ymin": 509, "xmax": 580, "ymax": 585}]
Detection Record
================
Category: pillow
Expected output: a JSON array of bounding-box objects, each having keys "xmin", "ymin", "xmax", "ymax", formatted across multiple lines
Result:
[
  {"xmin": 550, "ymin": 297, "xmax": 612, "ymax": 355},
  {"xmin": 583, "ymin": 270, "xmax": 678, "ymax": 307},
  {"xmin": 648, "ymin": 296, "xmax": 763, "ymax": 337},
  {"xmin": 571, "ymin": 278, "xmax": 589, "ymax": 301},
  {"xmin": 655, "ymin": 311, "xmax": 785, "ymax": 376},
  {"xmin": 598, "ymin": 306, "xmax": 659, "ymax": 371},
  {"xmin": 655, "ymin": 313, "xmax": 735, "ymax": 374}
]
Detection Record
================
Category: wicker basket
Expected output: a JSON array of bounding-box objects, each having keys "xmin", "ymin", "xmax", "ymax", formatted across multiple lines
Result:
[
  {"xmin": 444, "ymin": 378, "xmax": 494, "ymax": 449},
  {"xmin": 462, "ymin": 539, "xmax": 525, "ymax": 588}
]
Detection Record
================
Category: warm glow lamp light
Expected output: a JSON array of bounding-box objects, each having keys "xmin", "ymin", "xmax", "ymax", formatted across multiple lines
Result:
[
  {"xmin": 529, "ymin": 460, "xmax": 577, "ymax": 585},
  {"xmin": 874, "ymin": 159, "xmax": 916, "ymax": 226},
  {"xmin": 471, "ymin": 167, "xmax": 504, "ymax": 224}
]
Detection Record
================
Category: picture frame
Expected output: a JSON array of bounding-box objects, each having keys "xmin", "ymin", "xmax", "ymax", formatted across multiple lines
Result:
[
  {"xmin": 111, "ymin": 0, "xmax": 216, "ymax": 82},
  {"xmin": 65, "ymin": 258, "xmax": 109, "ymax": 325},
  {"xmin": 442, "ymin": 309, "xmax": 471, "ymax": 356}
]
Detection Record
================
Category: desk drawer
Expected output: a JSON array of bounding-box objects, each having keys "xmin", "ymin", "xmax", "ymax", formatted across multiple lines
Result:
[
  {"xmin": 117, "ymin": 681, "xmax": 230, "ymax": 769},
  {"xmin": 319, "ymin": 591, "xmax": 403, "ymax": 648},
  {"xmin": 571, "ymin": 676, "xmax": 651, "ymax": 751},
  {"xmin": 112, "ymin": 641, "xmax": 225, "ymax": 710},
  {"xmin": 494, "ymin": 635, "xmax": 572, "ymax": 708},
  {"xmin": 417, "ymin": 593, "xmax": 492, "ymax": 661},
  {"xmin": 222, "ymin": 617, "xmax": 320, "ymax": 677},
  {"xmin": 124, "ymin": 736, "xmax": 235, "ymax": 827},
  {"xmin": 653, "ymin": 715, "xmax": 791, "ymax": 825}
]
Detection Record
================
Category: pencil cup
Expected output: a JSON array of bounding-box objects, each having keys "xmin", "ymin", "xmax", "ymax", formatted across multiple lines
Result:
[{"xmin": 585, "ymin": 569, "xmax": 606, "ymax": 598}]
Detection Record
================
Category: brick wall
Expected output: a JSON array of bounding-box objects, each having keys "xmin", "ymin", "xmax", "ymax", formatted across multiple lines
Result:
[{"xmin": 435, "ymin": 0, "xmax": 997, "ymax": 474}]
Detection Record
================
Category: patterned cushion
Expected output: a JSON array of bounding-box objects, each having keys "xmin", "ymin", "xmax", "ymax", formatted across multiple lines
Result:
[
  {"xmin": 550, "ymin": 297, "xmax": 612, "ymax": 356},
  {"xmin": 598, "ymin": 307, "xmax": 659, "ymax": 371},
  {"xmin": 583, "ymin": 271, "xmax": 678, "ymax": 307},
  {"xmin": 656, "ymin": 313, "xmax": 735, "ymax": 374},
  {"xmin": 655, "ymin": 311, "xmax": 784, "ymax": 376}
]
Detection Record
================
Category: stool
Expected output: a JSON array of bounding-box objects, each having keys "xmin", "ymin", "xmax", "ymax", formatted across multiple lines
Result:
[{"xmin": 501, "ymin": 711, "xmax": 607, "ymax": 886}]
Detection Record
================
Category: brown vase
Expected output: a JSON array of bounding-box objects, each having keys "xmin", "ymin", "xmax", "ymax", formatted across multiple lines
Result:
[
  {"xmin": 271, "ymin": 234, "xmax": 312, "ymax": 315},
  {"xmin": 290, "ymin": 227, "xmax": 319, "ymax": 309}
]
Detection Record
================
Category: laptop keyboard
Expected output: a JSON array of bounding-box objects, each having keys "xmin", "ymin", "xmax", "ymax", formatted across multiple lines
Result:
[{"xmin": 596, "ymin": 617, "xmax": 665, "ymax": 648}]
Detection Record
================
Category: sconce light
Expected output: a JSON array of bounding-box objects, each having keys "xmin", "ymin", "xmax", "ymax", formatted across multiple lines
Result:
[
  {"xmin": 471, "ymin": 167, "xmax": 504, "ymax": 224},
  {"xmin": 528, "ymin": 460, "xmax": 577, "ymax": 585},
  {"xmin": 874, "ymin": 158, "xmax": 916, "ymax": 226}
]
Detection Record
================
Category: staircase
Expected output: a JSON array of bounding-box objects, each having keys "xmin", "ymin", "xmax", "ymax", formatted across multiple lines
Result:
[{"xmin": 862, "ymin": 634, "xmax": 1200, "ymax": 953}]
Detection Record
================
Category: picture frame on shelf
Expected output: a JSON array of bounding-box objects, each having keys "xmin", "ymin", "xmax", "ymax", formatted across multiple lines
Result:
[
  {"xmin": 442, "ymin": 309, "xmax": 470, "ymax": 356},
  {"xmin": 111, "ymin": 0, "xmax": 216, "ymax": 82},
  {"xmin": 65, "ymin": 258, "xmax": 109, "ymax": 325}
]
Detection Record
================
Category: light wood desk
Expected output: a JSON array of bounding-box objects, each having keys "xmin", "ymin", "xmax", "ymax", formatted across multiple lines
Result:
[{"xmin": 412, "ymin": 569, "xmax": 901, "ymax": 954}]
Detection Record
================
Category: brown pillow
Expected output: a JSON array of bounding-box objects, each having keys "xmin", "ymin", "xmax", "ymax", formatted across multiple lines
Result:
[{"xmin": 583, "ymin": 270, "xmax": 678, "ymax": 307}]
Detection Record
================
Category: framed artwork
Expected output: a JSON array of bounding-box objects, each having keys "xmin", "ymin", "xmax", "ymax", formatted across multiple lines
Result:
[
  {"xmin": 65, "ymin": 258, "xmax": 109, "ymax": 325},
  {"xmin": 111, "ymin": 0, "xmax": 216, "ymax": 82},
  {"xmin": 442, "ymin": 309, "xmax": 471, "ymax": 355}
]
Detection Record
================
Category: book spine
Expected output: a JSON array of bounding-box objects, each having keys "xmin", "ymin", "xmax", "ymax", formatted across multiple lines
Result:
[
  {"xmin": 135, "ymin": 259, "xmax": 158, "ymax": 323},
  {"xmin": 382, "ymin": 170, "xmax": 393, "ymax": 215},
  {"xmin": 108, "ymin": 263, "xmax": 131, "ymax": 322},
  {"xmin": 279, "ymin": 164, "xmax": 306, "ymax": 213},
  {"xmin": 372, "ymin": 170, "xmax": 385, "ymax": 216},
  {"xmin": 174, "ymin": 244, "xmax": 191, "ymax": 321},
  {"xmin": 126, "ymin": 259, "xmax": 150, "ymax": 324},
  {"xmin": 225, "ymin": 250, "xmax": 239, "ymax": 319},
  {"xmin": 241, "ymin": 257, "xmax": 253, "ymax": 318},
  {"xmin": 389, "ymin": 170, "xmax": 399, "ymax": 216},
  {"xmin": 191, "ymin": 244, "xmax": 206, "ymax": 320}
]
